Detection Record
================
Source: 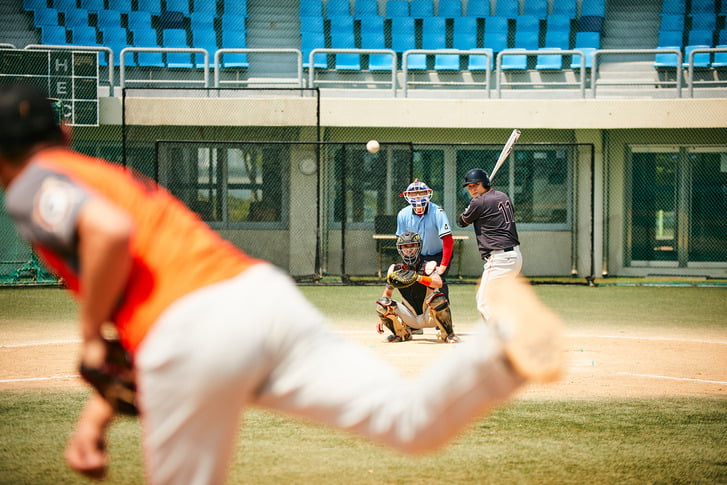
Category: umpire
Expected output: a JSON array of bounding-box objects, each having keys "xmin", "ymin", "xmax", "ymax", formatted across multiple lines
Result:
[{"xmin": 457, "ymin": 168, "xmax": 522, "ymax": 322}]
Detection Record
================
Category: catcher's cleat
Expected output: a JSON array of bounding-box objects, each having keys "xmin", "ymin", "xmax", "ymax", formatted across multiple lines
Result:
[
  {"xmin": 409, "ymin": 327, "xmax": 424, "ymax": 335},
  {"xmin": 487, "ymin": 276, "xmax": 564, "ymax": 383},
  {"xmin": 386, "ymin": 334, "xmax": 411, "ymax": 343}
]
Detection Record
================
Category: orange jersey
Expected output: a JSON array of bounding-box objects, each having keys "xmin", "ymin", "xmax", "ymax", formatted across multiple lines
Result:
[{"xmin": 8, "ymin": 148, "xmax": 260, "ymax": 352}]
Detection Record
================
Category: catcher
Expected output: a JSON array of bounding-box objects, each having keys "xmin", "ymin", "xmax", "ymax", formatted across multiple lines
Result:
[{"xmin": 377, "ymin": 232, "xmax": 460, "ymax": 343}]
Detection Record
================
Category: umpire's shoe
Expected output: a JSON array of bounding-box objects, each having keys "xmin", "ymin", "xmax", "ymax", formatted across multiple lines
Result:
[{"xmin": 487, "ymin": 276, "xmax": 564, "ymax": 383}]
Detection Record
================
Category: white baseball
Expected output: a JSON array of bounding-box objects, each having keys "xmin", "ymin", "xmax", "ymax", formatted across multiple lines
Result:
[{"xmin": 366, "ymin": 140, "xmax": 380, "ymax": 153}]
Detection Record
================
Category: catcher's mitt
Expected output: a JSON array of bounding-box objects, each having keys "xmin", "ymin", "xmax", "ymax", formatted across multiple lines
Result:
[
  {"xmin": 387, "ymin": 268, "xmax": 418, "ymax": 289},
  {"xmin": 79, "ymin": 339, "xmax": 138, "ymax": 416}
]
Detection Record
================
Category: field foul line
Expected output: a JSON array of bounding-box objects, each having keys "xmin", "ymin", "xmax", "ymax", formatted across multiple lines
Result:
[
  {"xmin": 0, "ymin": 339, "xmax": 80, "ymax": 348},
  {"xmin": 617, "ymin": 372, "xmax": 727, "ymax": 385},
  {"xmin": 0, "ymin": 375, "xmax": 78, "ymax": 384}
]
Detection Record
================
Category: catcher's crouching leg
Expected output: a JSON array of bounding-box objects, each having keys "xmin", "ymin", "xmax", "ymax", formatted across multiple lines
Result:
[
  {"xmin": 427, "ymin": 292, "xmax": 460, "ymax": 343},
  {"xmin": 376, "ymin": 299, "xmax": 411, "ymax": 343}
]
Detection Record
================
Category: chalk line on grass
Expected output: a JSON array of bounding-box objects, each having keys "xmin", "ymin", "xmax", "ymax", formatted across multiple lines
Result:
[{"xmin": 617, "ymin": 372, "xmax": 727, "ymax": 385}]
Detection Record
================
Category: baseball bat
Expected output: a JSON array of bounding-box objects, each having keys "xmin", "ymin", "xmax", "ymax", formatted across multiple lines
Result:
[{"xmin": 489, "ymin": 129, "xmax": 521, "ymax": 182}]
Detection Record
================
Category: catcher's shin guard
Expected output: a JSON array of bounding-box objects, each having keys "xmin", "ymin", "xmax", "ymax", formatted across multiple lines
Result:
[{"xmin": 428, "ymin": 292, "xmax": 456, "ymax": 341}]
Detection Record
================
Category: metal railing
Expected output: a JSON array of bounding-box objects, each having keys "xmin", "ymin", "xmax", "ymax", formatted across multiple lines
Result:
[
  {"xmin": 401, "ymin": 48, "xmax": 492, "ymax": 97},
  {"xmin": 214, "ymin": 48, "xmax": 303, "ymax": 88},
  {"xmin": 495, "ymin": 48, "xmax": 587, "ymax": 98},
  {"xmin": 592, "ymin": 48, "xmax": 682, "ymax": 98},
  {"xmin": 308, "ymin": 48, "xmax": 398, "ymax": 96},
  {"xmin": 686, "ymin": 46, "xmax": 727, "ymax": 97},
  {"xmin": 25, "ymin": 44, "xmax": 114, "ymax": 95},
  {"xmin": 119, "ymin": 47, "xmax": 209, "ymax": 88}
]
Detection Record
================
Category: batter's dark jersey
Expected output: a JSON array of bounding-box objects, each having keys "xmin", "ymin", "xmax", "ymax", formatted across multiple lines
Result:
[{"xmin": 460, "ymin": 189, "xmax": 520, "ymax": 259}]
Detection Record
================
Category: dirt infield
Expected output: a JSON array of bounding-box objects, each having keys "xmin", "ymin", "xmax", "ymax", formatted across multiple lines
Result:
[{"xmin": 2, "ymin": 320, "xmax": 725, "ymax": 399}]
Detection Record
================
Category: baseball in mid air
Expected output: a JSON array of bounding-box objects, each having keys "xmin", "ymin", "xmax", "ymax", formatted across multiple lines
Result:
[{"xmin": 366, "ymin": 140, "xmax": 380, "ymax": 154}]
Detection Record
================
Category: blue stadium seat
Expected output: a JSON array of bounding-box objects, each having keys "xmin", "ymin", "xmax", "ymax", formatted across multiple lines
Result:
[
  {"xmin": 523, "ymin": 0, "xmax": 548, "ymax": 20},
  {"xmin": 40, "ymin": 25, "xmax": 67, "ymax": 43},
  {"xmin": 220, "ymin": 30, "xmax": 249, "ymax": 67},
  {"xmin": 580, "ymin": 0, "xmax": 606, "ymax": 18},
  {"xmin": 453, "ymin": 16, "xmax": 478, "ymax": 49},
  {"xmin": 222, "ymin": 0, "xmax": 247, "ymax": 16},
  {"xmin": 33, "ymin": 8, "xmax": 60, "ymax": 26},
  {"xmin": 690, "ymin": 0, "xmax": 716, "ymax": 14},
  {"xmin": 546, "ymin": 14, "xmax": 572, "ymax": 34},
  {"xmin": 515, "ymin": 15, "xmax": 540, "ymax": 33},
  {"xmin": 355, "ymin": 0, "xmax": 379, "ymax": 18},
  {"xmin": 653, "ymin": 46, "xmax": 681, "ymax": 68},
  {"xmin": 574, "ymin": 31, "xmax": 601, "ymax": 49},
  {"xmin": 390, "ymin": 16, "xmax": 416, "ymax": 52},
  {"xmin": 159, "ymin": 10, "xmax": 185, "ymax": 29},
  {"xmin": 329, "ymin": 15, "xmax": 355, "ymax": 34},
  {"xmin": 690, "ymin": 13, "xmax": 717, "ymax": 31},
  {"xmin": 467, "ymin": 48, "xmax": 493, "ymax": 70},
  {"xmin": 578, "ymin": 15, "xmax": 604, "ymax": 33},
  {"xmin": 96, "ymin": 10, "xmax": 122, "ymax": 29},
  {"xmin": 495, "ymin": 0, "xmax": 519, "ymax": 19},
  {"xmin": 327, "ymin": 0, "xmax": 351, "ymax": 17},
  {"xmin": 127, "ymin": 10, "xmax": 152, "ymax": 30},
  {"xmin": 330, "ymin": 29, "xmax": 355, "ymax": 48},
  {"xmin": 535, "ymin": 47, "xmax": 563, "ymax": 69},
  {"xmin": 360, "ymin": 15, "xmax": 384, "ymax": 36},
  {"xmin": 190, "ymin": 11, "xmax": 216, "ymax": 31},
  {"xmin": 570, "ymin": 46, "xmax": 596, "ymax": 68},
  {"xmin": 131, "ymin": 27, "xmax": 164, "ymax": 67},
  {"xmin": 79, "ymin": 0, "xmax": 103, "ymax": 11},
  {"xmin": 193, "ymin": 1, "xmax": 216, "ymax": 14},
  {"xmin": 108, "ymin": 0, "xmax": 132, "ymax": 11},
  {"xmin": 551, "ymin": 0, "xmax": 577, "ymax": 18},
  {"xmin": 299, "ymin": 15, "xmax": 325, "ymax": 33},
  {"xmin": 434, "ymin": 49, "xmax": 462, "ymax": 69},
  {"xmin": 410, "ymin": 0, "xmax": 434, "ymax": 18},
  {"xmin": 660, "ymin": 0, "xmax": 686, "ymax": 15},
  {"xmin": 711, "ymin": 45, "xmax": 727, "ymax": 68},
  {"xmin": 483, "ymin": 30, "xmax": 508, "ymax": 52},
  {"xmin": 544, "ymin": 29, "xmax": 570, "ymax": 49},
  {"xmin": 52, "ymin": 0, "xmax": 76, "ymax": 11},
  {"xmin": 67, "ymin": 25, "xmax": 99, "ymax": 45},
  {"xmin": 192, "ymin": 28, "xmax": 217, "ymax": 53},
  {"xmin": 466, "ymin": 0, "xmax": 490, "ymax": 18},
  {"xmin": 300, "ymin": 31, "xmax": 327, "ymax": 69},
  {"xmin": 100, "ymin": 26, "xmax": 129, "ymax": 65},
  {"xmin": 438, "ymin": 0, "xmax": 462, "ymax": 18},
  {"xmin": 514, "ymin": 28, "xmax": 539, "ymax": 49},
  {"xmin": 63, "ymin": 8, "xmax": 90, "ymax": 27},
  {"xmin": 500, "ymin": 48, "xmax": 528, "ymax": 69},
  {"xmin": 300, "ymin": 0, "xmax": 323, "ymax": 17},
  {"xmin": 485, "ymin": 15, "xmax": 509, "ymax": 33},
  {"xmin": 719, "ymin": 29, "xmax": 727, "ymax": 44},
  {"xmin": 162, "ymin": 28, "xmax": 192, "ymax": 68},
  {"xmin": 360, "ymin": 16, "xmax": 392, "ymax": 70},
  {"xmin": 386, "ymin": 0, "xmax": 409, "ymax": 17},
  {"xmin": 659, "ymin": 13, "xmax": 685, "ymax": 32},
  {"xmin": 658, "ymin": 29, "xmax": 684, "ymax": 47},
  {"xmin": 136, "ymin": 0, "xmax": 161, "ymax": 12},
  {"xmin": 682, "ymin": 44, "xmax": 711, "ymax": 67},
  {"xmin": 221, "ymin": 14, "xmax": 247, "ymax": 32},
  {"xmin": 165, "ymin": 0, "xmax": 190, "ymax": 15},
  {"xmin": 687, "ymin": 29, "xmax": 714, "ymax": 45}
]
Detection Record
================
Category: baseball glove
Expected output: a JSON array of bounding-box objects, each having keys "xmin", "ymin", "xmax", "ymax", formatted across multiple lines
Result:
[
  {"xmin": 387, "ymin": 268, "xmax": 418, "ymax": 289},
  {"xmin": 79, "ymin": 339, "xmax": 138, "ymax": 416}
]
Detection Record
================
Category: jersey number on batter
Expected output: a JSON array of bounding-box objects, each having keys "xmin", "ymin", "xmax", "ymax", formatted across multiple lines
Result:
[{"xmin": 498, "ymin": 201, "xmax": 514, "ymax": 224}]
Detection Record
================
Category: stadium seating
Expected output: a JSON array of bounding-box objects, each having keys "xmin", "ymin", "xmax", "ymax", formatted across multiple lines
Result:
[
  {"xmin": 53, "ymin": 0, "xmax": 76, "ymax": 12},
  {"xmin": 483, "ymin": 30, "xmax": 508, "ymax": 52},
  {"xmin": 551, "ymin": 0, "xmax": 577, "ymax": 18},
  {"xmin": 689, "ymin": 13, "xmax": 717, "ymax": 31},
  {"xmin": 100, "ymin": 26, "xmax": 130, "ymax": 65},
  {"xmin": 96, "ymin": 10, "xmax": 123, "ymax": 29},
  {"xmin": 220, "ymin": 30, "xmax": 248, "ymax": 68},
  {"xmin": 503, "ymin": 28, "xmax": 539, "ymax": 70},
  {"xmin": 70, "ymin": 25, "xmax": 98, "ymax": 44},
  {"xmin": 659, "ymin": 13, "xmax": 685, "ymax": 32},
  {"xmin": 131, "ymin": 27, "xmax": 163, "ymax": 67},
  {"xmin": 159, "ymin": 11, "xmax": 185, "ymax": 30},
  {"xmin": 192, "ymin": 28, "xmax": 218, "ymax": 54},
  {"xmin": 327, "ymin": 0, "xmax": 351, "ymax": 17},
  {"xmin": 354, "ymin": 0, "xmax": 379, "ymax": 18},
  {"xmin": 108, "ymin": 0, "xmax": 132, "ymax": 12},
  {"xmin": 299, "ymin": 15, "xmax": 325, "ymax": 33},
  {"xmin": 79, "ymin": 0, "xmax": 104, "ymax": 12},
  {"xmin": 408, "ymin": 16, "xmax": 446, "ymax": 69},
  {"xmin": 579, "ymin": 15, "xmax": 604, "ymax": 33},
  {"xmin": 33, "ymin": 8, "xmax": 60, "ymax": 27},
  {"xmin": 690, "ymin": 0, "xmax": 716, "ymax": 14},
  {"xmin": 711, "ymin": 45, "xmax": 727, "ymax": 68},
  {"xmin": 653, "ymin": 46, "xmax": 681, "ymax": 68},
  {"xmin": 660, "ymin": 0, "xmax": 686, "ymax": 15},
  {"xmin": 329, "ymin": 18, "xmax": 360, "ymax": 70},
  {"xmin": 136, "ymin": 0, "xmax": 161, "ymax": 13},
  {"xmin": 222, "ymin": 0, "xmax": 247, "ymax": 17},
  {"xmin": 190, "ymin": 11, "xmax": 216, "ymax": 31},
  {"xmin": 485, "ymin": 15, "xmax": 509, "ymax": 34},
  {"xmin": 500, "ymin": 48, "xmax": 528, "ymax": 69},
  {"xmin": 162, "ymin": 28, "xmax": 193, "ymax": 68},
  {"xmin": 546, "ymin": 14, "xmax": 572, "ymax": 35},
  {"xmin": 467, "ymin": 48, "xmax": 494, "ymax": 70},
  {"xmin": 127, "ymin": 10, "xmax": 152, "ymax": 30},
  {"xmin": 438, "ymin": 0, "xmax": 462, "ymax": 18},
  {"xmin": 165, "ymin": 0, "xmax": 190, "ymax": 15},
  {"xmin": 466, "ymin": 0, "xmax": 490, "ymax": 18},
  {"xmin": 409, "ymin": 0, "xmax": 434, "ymax": 18},
  {"xmin": 390, "ymin": 16, "xmax": 416, "ymax": 53},
  {"xmin": 360, "ymin": 16, "xmax": 392, "ymax": 70},
  {"xmin": 719, "ymin": 29, "xmax": 727, "ymax": 44},
  {"xmin": 523, "ymin": 0, "xmax": 548, "ymax": 20},
  {"xmin": 544, "ymin": 29, "xmax": 570, "ymax": 50},
  {"xmin": 453, "ymin": 16, "xmax": 478, "ymax": 49},
  {"xmin": 329, "ymin": 15, "xmax": 355, "ymax": 34},
  {"xmin": 687, "ymin": 29, "xmax": 714, "ymax": 46},
  {"xmin": 40, "ymin": 25, "xmax": 67, "ymax": 44},
  {"xmin": 658, "ymin": 29, "xmax": 684, "ymax": 47},
  {"xmin": 221, "ymin": 14, "xmax": 247, "ymax": 32},
  {"xmin": 495, "ymin": 0, "xmax": 519, "ymax": 19},
  {"xmin": 22, "ymin": 0, "xmax": 47, "ymax": 11},
  {"xmin": 300, "ymin": 31, "xmax": 327, "ymax": 69},
  {"xmin": 63, "ymin": 9, "xmax": 90, "ymax": 27},
  {"xmin": 515, "ymin": 15, "xmax": 540, "ymax": 34},
  {"xmin": 580, "ymin": 0, "xmax": 606, "ymax": 18},
  {"xmin": 535, "ymin": 47, "xmax": 563, "ymax": 70},
  {"xmin": 682, "ymin": 44, "xmax": 711, "ymax": 67},
  {"xmin": 386, "ymin": 0, "xmax": 409, "ymax": 17},
  {"xmin": 570, "ymin": 31, "xmax": 600, "ymax": 68},
  {"xmin": 300, "ymin": 0, "xmax": 323, "ymax": 17}
]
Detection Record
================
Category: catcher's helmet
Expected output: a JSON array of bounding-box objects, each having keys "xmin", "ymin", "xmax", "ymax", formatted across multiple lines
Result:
[
  {"xmin": 462, "ymin": 168, "xmax": 491, "ymax": 188},
  {"xmin": 401, "ymin": 179, "xmax": 432, "ymax": 215},
  {"xmin": 396, "ymin": 231, "xmax": 422, "ymax": 266}
]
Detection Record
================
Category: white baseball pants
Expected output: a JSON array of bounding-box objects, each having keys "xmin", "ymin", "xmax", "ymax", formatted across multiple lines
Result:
[
  {"xmin": 476, "ymin": 246, "xmax": 523, "ymax": 322},
  {"xmin": 136, "ymin": 263, "xmax": 522, "ymax": 485}
]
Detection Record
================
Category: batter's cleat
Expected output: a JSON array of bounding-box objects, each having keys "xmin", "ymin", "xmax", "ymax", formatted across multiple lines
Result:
[
  {"xmin": 487, "ymin": 276, "xmax": 564, "ymax": 383},
  {"xmin": 444, "ymin": 333, "xmax": 461, "ymax": 343}
]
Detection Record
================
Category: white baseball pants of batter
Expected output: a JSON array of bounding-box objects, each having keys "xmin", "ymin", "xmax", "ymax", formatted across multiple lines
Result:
[
  {"xmin": 476, "ymin": 246, "xmax": 523, "ymax": 323},
  {"xmin": 136, "ymin": 263, "xmax": 523, "ymax": 485}
]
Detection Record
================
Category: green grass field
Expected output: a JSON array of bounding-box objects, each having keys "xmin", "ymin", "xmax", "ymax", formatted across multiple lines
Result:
[{"xmin": 1, "ymin": 285, "xmax": 726, "ymax": 484}]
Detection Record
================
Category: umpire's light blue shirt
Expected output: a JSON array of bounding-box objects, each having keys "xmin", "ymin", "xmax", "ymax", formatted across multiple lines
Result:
[{"xmin": 396, "ymin": 202, "xmax": 452, "ymax": 256}]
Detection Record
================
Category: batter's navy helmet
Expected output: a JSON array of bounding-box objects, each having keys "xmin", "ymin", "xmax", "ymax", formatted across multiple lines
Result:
[{"xmin": 462, "ymin": 168, "xmax": 491, "ymax": 188}]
